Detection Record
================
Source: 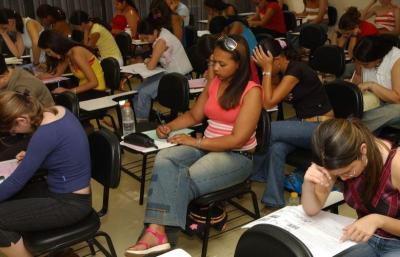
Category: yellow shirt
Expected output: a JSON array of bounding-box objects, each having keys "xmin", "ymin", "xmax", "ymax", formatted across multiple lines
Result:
[
  {"xmin": 90, "ymin": 23, "xmax": 123, "ymax": 63},
  {"xmin": 71, "ymin": 56, "xmax": 106, "ymax": 91}
]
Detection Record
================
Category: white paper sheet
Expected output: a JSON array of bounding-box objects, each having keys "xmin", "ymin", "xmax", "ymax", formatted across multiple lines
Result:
[
  {"xmin": 157, "ymin": 249, "xmax": 191, "ymax": 257},
  {"xmin": 242, "ymin": 206, "xmax": 356, "ymax": 257},
  {"xmin": 0, "ymin": 159, "xmax": 19, "ymax": 183},
  {"xmin": 120, "ymin": 63, "xmax": 165, "ymax": 79}
]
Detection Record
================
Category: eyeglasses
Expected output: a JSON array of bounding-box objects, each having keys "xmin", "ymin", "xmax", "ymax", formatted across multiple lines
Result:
[{"xmin": 218, "ymin": 36, "xmax": 238, "ymax": 51}]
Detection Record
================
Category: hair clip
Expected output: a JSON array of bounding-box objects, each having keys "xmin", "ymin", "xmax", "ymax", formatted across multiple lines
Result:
[{"xmin": 276, "ymin": 39, "xmax": 287, "ymax": 49}]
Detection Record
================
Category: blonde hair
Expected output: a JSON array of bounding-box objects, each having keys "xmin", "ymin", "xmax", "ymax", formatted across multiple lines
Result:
[{"xmin": 0, "ymin": 91, "xmax": 56, "ymax": 132}]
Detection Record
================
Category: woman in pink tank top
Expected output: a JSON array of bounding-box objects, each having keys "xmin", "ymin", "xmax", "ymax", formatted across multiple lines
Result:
[
  {"xmin": 362, "ymin": 0, "xmax": 400, "ymax": 35},
  {"xmin": 124, "ymin": 35, "xmax": 262, "ymax": 256},
  {"xmin": 302, "ymin": 119, "xmax": 400, "ymax": 256}
]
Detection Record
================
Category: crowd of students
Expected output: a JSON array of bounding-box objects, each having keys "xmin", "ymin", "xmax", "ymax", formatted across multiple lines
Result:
[{"xmin": 0, "ymin": 0, "xmax": 400, "ymax": 257}]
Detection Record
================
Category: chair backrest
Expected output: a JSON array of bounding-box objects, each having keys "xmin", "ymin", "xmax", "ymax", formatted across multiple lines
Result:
[
  {"xmin": 187, "ymin": 45, "xmax": 207, "ymax": 76},
  {"xmin": 325, "ymin": 80, "xmax": 364, "ymax": 119},
  {"xmin": 157, "ymin": 73, "xmax": 190, "ymax": 120},
  {"xmin": 284, "ymin": 11, "xmax": 297, "ymax": 32},
  {"xmin": 234, "ymin": 224, "xmax": 313, "ymax": 257},
  {"xmin": 88, "ymin": 129, "xmax": 121, "ymax": 216},
  {"xmin": 327, "ymin": 6, "xmax": 338, "ymax": 26},
  {"xmin": 255, "ymin": 109, "xmax": 271, "ymax": 154},
  {"xmin": 53, "ymin": 91, "xmax": 79, "ymax": 117},
  {"xmin": 309, "ymin": 45, "xmax": 345, "ymax": 77},
  {"xmin": 256, "ymin": 33, "xmax": 274, "ymax": 43},
  {"xmin": 184, "ymin": 25, "xmax": 198, "ymax": 49},
  {"xmin": 299, "ymin": 24, "xmax": 327, "ymax": 52},
  {"xmin": 101, "ymin": 57, "xmax": 121, "ymax": 95},
  {"xmin": 115, "ymin": 32, "xmax": 132, "ymax": 65}
]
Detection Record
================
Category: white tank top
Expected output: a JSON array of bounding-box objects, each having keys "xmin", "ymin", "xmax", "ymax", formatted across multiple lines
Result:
[
  {"xmin": 21, "ymin": 17, "xmax": 45, "ymax": 63},
  {"xmin": 362, "ymin": 47, "xmax": 400, "ymax": 90},
  {"xmin": 153, "ymin": 28, "xmax": 192, "ymax": 75}
]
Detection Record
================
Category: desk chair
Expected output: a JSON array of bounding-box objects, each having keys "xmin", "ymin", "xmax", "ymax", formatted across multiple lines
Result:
[
  {"xmin": 23, "ymin": 129, "xmax": 121, "ymax": 257},
  {"xmin": 191, "ymin": 109, "xmax": 270, "ymax": 257},
  {"xmin": 328, "ymin": 6, "xmax": 338, "ymax": 27},
  {"xmin": 53, "ymin": 91, "xmax": 79, "ymax": 117},
  {"xmin": 285, "ymin": 80, "xmax": 363, "ymax": 212},
  {"xmin": 115, "ymin": 32, "xmax": 134, "ymax": 65},
  {"xmin": 284, "ymin": 11, "xmax": 297, "ymax": 32},
  {"xmin": 234, "ymin": 224, "xmax": 313, "ymax": 257},
  {"xmin": 187, "ymin": 45, "xmax": 207, "ymax": 78},
  {"xmin": 309, "ymin": 45, "xmax": 346, "ymax": 80},
  {"xmin": 299, "ymin": 24, "xmax": 327, "ymax": 55}
]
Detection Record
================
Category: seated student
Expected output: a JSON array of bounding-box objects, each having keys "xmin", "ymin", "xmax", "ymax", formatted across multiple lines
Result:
[
  {"xmin": 0, "ymin": 54, "xmax": 54, "ymax": 162},
  {"xmin": 302, "ymin": 118, "xmax": 400, "ymax": 256},
  {"xmin": 209, "ymin": 16, "xmax": 260, "ymax": 84},
  {"xmin": 37, "ymin": 30, "xmax": 107, "ymax": 101},
  {"xmin": 251, "ymin": 37, "xmax": 334, "ymax": 208},
  {"xmin": 0, "ymin": 9, "xmax": 24, "ymax": 59},
  {"xmin": 149, "ymin": 0, "xmax": 184, "ymax": 42},
  {"xmin": 351, "ymin": 35, "xmax": 400, "ymax": 132},
  {"xmin": 133, "ymin": 17, "xmax": 192, "ymax": 121},
  {"xmin": 247, "ymin": 0, "xmax": 287, "ymax": 38},
  {"xmin": 336, "ymin": 7, "xmax": 379, "ymax": 60},
  {"xmin": 204, "ymin": 0, "xmax": 237, "ymax": 22},
  {"xmin": 362, "ymin": 0, "xmax": 400, "ymax": 35},
  {"xmin": 124, "ymin": 35, "xmax": 262, "ymax": 256},
  {"xmin": 166, "ymin": 0, "xmax": 190, "ymax": 27},
  {"xmin": 36, "ymin": 4, "xmax": 71, "ymax": 38},
  {"xmin": 0, "ymin": 91, "xmax": 91, "ymax": 257},
  {"xmin": 111, "ymin": 0, "xmax": 140, "ymax": 39},
  {"xmin": 297, "ymin": 0, "xmax": 329, "ymax": 29},
  {"xmin": 70, "ymin": 11, "xmax": 123, "ymax": 66}
]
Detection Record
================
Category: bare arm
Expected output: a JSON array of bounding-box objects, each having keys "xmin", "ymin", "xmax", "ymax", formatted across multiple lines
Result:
[
  {"xmin": 146, "ymin": 38, "xmax": 167, "ymax": 70},
  {"xmin": 249, "ymin": 7, "xmax": 276, "ymax": 27},
  {"xmin": 361, "ymin": 0, "xmax": 378, "ymax": 20},
  {"xmin": 85, "ymin": 31, "xmax": 100, "ymax": 49},
  {"xmin": 171, "ymin": 14, "xmax": 183, "ymax": 41},
  {"xmin": 309, "ymin": 0, "xmax": 328, "ymax": 24},
  {"xmin": 0, "ymin": 31, "xmax": 25, "ymax": 58},
  {"xmin": 125, "ymin": 9, "xmax": 139, "ymax": 38},
  {"xmin": 26, "ymin": 20, "xmax": 42, "ymax": 65},
  {"xmin": 68, "ymin": 48, "xmax": 98, "ymax": 93}
]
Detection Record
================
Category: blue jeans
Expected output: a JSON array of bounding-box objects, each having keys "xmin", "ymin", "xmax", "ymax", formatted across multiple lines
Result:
[
  {"xmin": 362, "ymin": 103, "xmax": 400, "ymax": 132},
  {"xmin": 252, "ymin": 120, "xmax": 319, "ymax": 207},
  {"xmin": 133, "ymin": 73, "xmax": 164, "ymax": 119},
  {"xmin": 338, "ymin": 235, "xmax": 400, "ymax": 257},
  {"xmin": 144, "ymin": 145, "xmax": 253, "ymax": 229}
]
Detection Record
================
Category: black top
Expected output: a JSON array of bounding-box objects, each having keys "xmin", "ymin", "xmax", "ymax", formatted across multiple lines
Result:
[{"xmin": 285, "ymin": 60, "xmax": 332, "ymax": 119}]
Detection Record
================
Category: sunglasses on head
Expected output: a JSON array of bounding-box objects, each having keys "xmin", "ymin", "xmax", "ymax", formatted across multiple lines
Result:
[{"xmin": 218, "ymin": 36, "xmax": 238, "ymax": 51}]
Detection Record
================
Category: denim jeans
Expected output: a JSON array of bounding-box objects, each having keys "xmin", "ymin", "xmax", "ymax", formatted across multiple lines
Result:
[
  {"xmin": 133, "ymin": 72, "xmax": 165, "ymax": 119},
  {"xmin": 143, "ymin": 145, "xmax": 253, "ymax": 229},
  {"xmin": 362, "ymin": 103, "xmax": 400, "ymax": 132},
  {"xmin": 252, "ymin": 120, "xmax": 319, "ymax": 207},
  {"xmin": 337, "ymin": 235, "xmax": 400, "ymax": 257}
]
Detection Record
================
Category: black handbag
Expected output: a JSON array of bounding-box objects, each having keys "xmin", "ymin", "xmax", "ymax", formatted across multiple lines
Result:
[
  {"xmin": 123, "ymin": 132, "xmax": 158, "ymax": 148},
  {"xmin": 185, "ymin": 202, "xmax": 227, "ymax": 237}
]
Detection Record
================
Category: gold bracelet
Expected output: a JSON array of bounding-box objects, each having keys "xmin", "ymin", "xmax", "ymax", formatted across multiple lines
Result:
[{"xmin": 262, "ymin": 71, "xmax": 271, "ymax": 76}]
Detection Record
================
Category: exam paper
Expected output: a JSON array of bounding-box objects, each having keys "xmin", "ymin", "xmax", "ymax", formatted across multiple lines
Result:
[
  {"xmin": 0, "ymin": 159, "xmax": 19, "ymax": 183},
  {"xmin": 242, "ymin": 206, "xmax": 357, "ymax": 257}
]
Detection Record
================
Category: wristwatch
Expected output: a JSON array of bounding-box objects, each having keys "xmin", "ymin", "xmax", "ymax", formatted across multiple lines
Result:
[{"xmin": 262, "ymin": 71, "xmax": 272, "ymax": 76}]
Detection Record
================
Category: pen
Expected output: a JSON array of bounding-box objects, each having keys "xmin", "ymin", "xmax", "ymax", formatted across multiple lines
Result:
[{"xmin": 155, "ymin": 111, "xmax": 166, "ymax": 127}]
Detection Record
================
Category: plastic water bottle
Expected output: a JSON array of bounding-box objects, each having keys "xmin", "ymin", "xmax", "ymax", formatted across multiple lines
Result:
[
  {"xmin": 287, "ymin": 192, "xmax": 300, "ymax": 206},
  {"xmin": 122, "ymin": 102, "xmax": 135, "ymax": 136}
]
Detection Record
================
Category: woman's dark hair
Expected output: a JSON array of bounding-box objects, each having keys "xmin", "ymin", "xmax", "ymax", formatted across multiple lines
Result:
[
  {"xmin": 215, "ymin": 34, "xmax": 251, "ymax": 110},
  {"xmin": 0, "ymin": 9, "xmax": 23, "ymax": 33},
  {"xmin": 149, "ymin": 0, "xmax": 173, "ymax": 32},
  {"xmin": 69, "ymin": 10, "xmax": 112, "ymax": 31},
  {"xmin": 259, "ymin": 36, "xmax": 300, "ymax": 61},
  {"xmin": 312, "ymin": 118, "xmax": 384, "ymax": 205},
  {"xmin": 339, "ymin": 7, "xmax": 361, "ymax": 31},
  {"xmin": 209, "ymin": 16, "xmax": 227, "ymax": 35},
  {"xmin": 51, "ymin": 6, "xmax": 67, "ymax": 21},
  {"xmin": 38, "ymin": 30, "xmax": 86, "ymax": 72},
  {"xmin": 204, "ymin": 0, "xmax": 229, "ymax": 11},
  {"xmin": 37, "ymin": 5, "xmax": 66, "ymax": 21},
  {"xmin": 116, "ymin": 0, "xmax": 138, "ymax": 12},
  {"xmin": 0, "ymin": 55, "xmax": 7, "ymax": 75},
  {"xmin": 353, "ymin": 35, "xmax": 396, "ymax": 62},
  {"xmin": 138, "ymin": 17, "xmax": 162, "ymax": 35}
]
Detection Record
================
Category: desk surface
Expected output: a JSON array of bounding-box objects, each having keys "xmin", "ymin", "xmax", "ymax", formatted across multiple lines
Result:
[{"xmin": 79, "ymin": 90, "xmax": 137, "ymax": 112}]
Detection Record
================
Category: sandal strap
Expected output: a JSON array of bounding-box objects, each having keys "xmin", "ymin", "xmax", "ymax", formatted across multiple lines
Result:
[
  {"xmin": 127, "ymin": 240, "xmax": 150, "ymax": 250},
  {"xmin": 145, "ymin": 227, "xmax": 167, "ymax": 244}
]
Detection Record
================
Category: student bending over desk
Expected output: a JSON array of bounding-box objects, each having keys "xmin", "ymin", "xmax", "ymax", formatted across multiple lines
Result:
[
  {"xmin": 132, "ymin": 17, "xmax": 192, "ymax": 122},
  {"xmin": 124, "ymin": 35, "xmax": 262, "ymax": 256},
  {"xmin": 37, "ymin": 30, "xmax": 108, "ymax": 101},
  {"xmin": 302, "ymin": 118, "xmax": 400, "ymax": 257},
  {"xmin": 0, "ymin": 91, "xmax": 91, "ymax": 257}
]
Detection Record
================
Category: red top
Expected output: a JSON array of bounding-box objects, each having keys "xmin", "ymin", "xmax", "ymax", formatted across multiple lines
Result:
[
  {"xmin": 344, "ymin": 143, "xmax": 400, "ymax": 239},
  {"xmin": 259, "ymin": 2, "xmax": 286, "ymax": 34},
  {"xmin": 112, "ymin": 14, "xmax": 127, "ymax": 33},
  {"xmin": 359, "ymin": 20, "xmax": 379, "ymax": 37}
]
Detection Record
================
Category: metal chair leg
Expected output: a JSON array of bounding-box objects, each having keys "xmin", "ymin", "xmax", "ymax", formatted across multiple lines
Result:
[{"xmin": 201, "ymin": 205, "xmax": 213, "ymax": 257}]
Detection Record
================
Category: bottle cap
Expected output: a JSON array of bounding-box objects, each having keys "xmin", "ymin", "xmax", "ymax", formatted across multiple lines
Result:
[{"xmin": 290, "ymin": 192, "xmax": 298, "ymax": 198}]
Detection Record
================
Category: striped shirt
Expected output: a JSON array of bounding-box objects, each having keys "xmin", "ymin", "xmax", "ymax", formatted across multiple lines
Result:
[
  {"xmin": 375, "ymin": 11, "xmax": 396, "ymax": 32},
  {"xmin": 344, "ymin": 143, "xmax": 400, "ymax": 239},
  {"xmin": 203, "ymin": 78, "xmax": 260, "ymax": 151}
]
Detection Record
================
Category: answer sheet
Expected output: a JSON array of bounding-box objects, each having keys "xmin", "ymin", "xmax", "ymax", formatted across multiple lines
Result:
[
  {"xmin": 0, "ymin": 159, "xmax": 19, "ymax": 183},
  {"xmin": 243, "ymin": 206, "xmax": 357, "ymax": 257}
]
